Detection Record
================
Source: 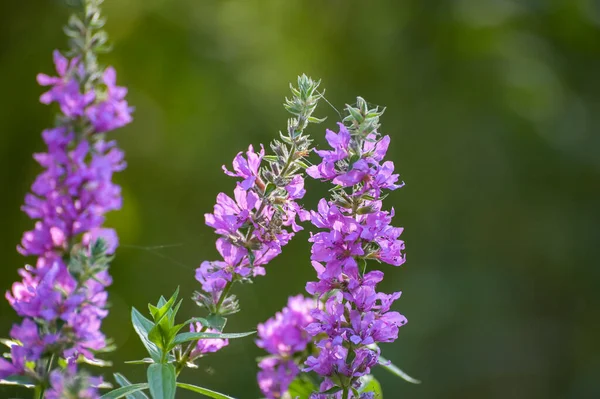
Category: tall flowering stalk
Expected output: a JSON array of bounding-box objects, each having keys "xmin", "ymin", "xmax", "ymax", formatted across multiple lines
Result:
[
  {"xmin": 256, "ymin": 98, "xmax": 417, "ymax": 399},
  {"xmin": 303, "ymin": 98, "xmax": 406, "ymax": 399},
  {"xmin": 175, "ymin": 76, "xmax": 324, "ymax": 373},
  {"xmin": 0, "ymin": 0, "xmax": 132, "ymax": 397}
]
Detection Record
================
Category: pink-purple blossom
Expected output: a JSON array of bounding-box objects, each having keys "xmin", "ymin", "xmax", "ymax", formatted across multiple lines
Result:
[
  {"xmin": 256, "ymin": 296, "xmax": 316, "ymax": 399},
  {"xmin": 189, "ymin": 324, "xmax": 229, "ymax": 359},
  {"xmin": 307, "ymin": 123, "xmax": 404, "ymax": 198},
  {"xmin": 196, "ymin": 147, "xmax": 309, "ymax": 308}
]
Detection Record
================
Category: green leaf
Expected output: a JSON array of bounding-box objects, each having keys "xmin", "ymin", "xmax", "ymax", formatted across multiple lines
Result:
[
  {"xmin": 0, "ymin": 374, "xmax": 35, "ymax": 388},
  {"xmin": 320, "ymin": 386, "xmax": 342, "ymax": 395},
  {"xmin": 295, "ymin": 160, "xmax": 310, "ymax": 169},
  {"xmin": 359, "ymin": 375, "xmax": 382, "ymax": 398},
  {"xmin": 149, "ymin": 288, "xmax": 179, "ymax": 324},
  {"xmin": 308, "ymin": 115, "xmax": 327, "ymax": 123},
  {"xmin": 378, "ymin": 355, "xmax": 421, "ymax": 384},
  {"xmin": 0, "ymin": 338, "xmax": 18, "ymax": 348},
  {"xmin": 113, "ymin": 373, "xmax": 149, "ymax": 399},
  {"xmin": 263, "ymin": 182, "xmax": 277, "ymax": 197},
  {"xmin": 170, "ymin": 330, "xmax": 254, "ymax": 348},
  {"xmin": 124, "ymin": 358, "xmax": 155, "ymax": 365},
  {"xmin": 177, "ymin": 382, "xmax": 236, "ymax": 399},
  {"xmin": 78, "ymin": 355, "xmax": 112, "ymax": 367},
  {"xmin": 206, "ymin": 314, "xmax": 227, "ymax": 332},
  {"xmin": 147, "ymin": 364, "xmax": 176, "ymax": 399},
  {"xmin": 131, "ymin": 307, "xmax": 162, "ymax": 362},
  {"xmin": 287, "ymin": 376, "xmax": 317, "ymax": 399},
  {"xmin": 99, "ymin": 384, "xmax": 149, "ymax": 399}
]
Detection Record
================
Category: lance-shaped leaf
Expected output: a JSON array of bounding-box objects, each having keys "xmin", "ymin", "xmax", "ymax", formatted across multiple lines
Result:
[
  {"xmin": 377, "ymin": 354, "xmax": 421, "ymax": 384},
  {"xmin": 169, "ymin": 330, "xmax": 254, "ymax": 350},
  {"xmin": 147, "ymin": 363, "xmax": 176, "ymax": 399},
  {"xmin": 287, "ymin": 376, "xmax": 317, "ymax": 399},
  {"xmin": 131, "ymin": 307, "xmax": 161, "ymax": 362},
  {"xmin": 113, "ymin": 373, "xmax": 149, "ymax": 399},
  {"xmin": 177, "ymin": 382, "xmax": 236, "ymax": 399},
  {"xmin": 99, "ymin": 384, "xmax": 149, "ymax": 399},
  {"xmin": 0, "ymin": 375, "xmax": 35, "ymax": 388}
]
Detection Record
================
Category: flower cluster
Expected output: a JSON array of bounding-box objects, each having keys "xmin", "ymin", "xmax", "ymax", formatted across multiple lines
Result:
[
  {"xmin": 196, "ymin": 149, "xmax": 308, "ymax": 309},
  {"xmin": 301, "ymin": 99, "xmax": 407, "ymax": 398},
  {"xmin": 0, "ymin": 1, "xmax": 131, "ymax": 395},
  {"xmin": 256, "ymin": 295, "xmax": 316, "ymax": 399},
  {"xmin": 306, "ymin": 123, "xmax": 403, "ymax": 198},
  {"xmin": 45, "ymin": 366, "xmax": 103, "ymax": 399},
  {"xmin": 193, "ymin": 76, "xmax": 323, "ymax": 317},
  {"xmin": 38, "ymin": 51, "xmax": 132, "ymax": 132}
]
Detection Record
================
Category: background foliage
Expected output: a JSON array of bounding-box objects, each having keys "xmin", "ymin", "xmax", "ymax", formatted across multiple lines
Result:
[{"xmin": 1, "ymin": 0, "xmax": 600, "ymax": 398}]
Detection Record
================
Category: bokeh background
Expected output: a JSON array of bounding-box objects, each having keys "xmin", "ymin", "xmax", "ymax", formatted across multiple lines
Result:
[{"xmin": 1, "ymin": 0, "xmax": 600, "ymax": 398}]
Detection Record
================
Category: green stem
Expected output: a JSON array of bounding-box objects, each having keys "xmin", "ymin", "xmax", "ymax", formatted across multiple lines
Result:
[
  {"xmin": 36, "ymin": 354, "xmax": 55, "ymax": 399},
  {"xmin": 175, "ymin": 281, "xmax": 233, "ymax": 375},
  {"xmin": 342, "ymin": 386, "xmax": 350, "ymax": 399}
]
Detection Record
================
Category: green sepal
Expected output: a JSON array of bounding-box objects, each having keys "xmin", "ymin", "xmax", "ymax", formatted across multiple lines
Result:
[
  {"xmin": 176, "ymin": 382, "xmax": 236, "ymax": 399},
  {"xmin": 295, "ymin": 160, "xmax": 310, "ymax": 169},
  {"xmin": 308, "ymin": 116, "xmax": 327, "ymax": 124},
  {"xmin": 263, "ymin": 182, "xmax": 277, "ymax": 197},
  {"xmin": 263, "ymin": 155, "xmax": 279, "ymax": 163}
]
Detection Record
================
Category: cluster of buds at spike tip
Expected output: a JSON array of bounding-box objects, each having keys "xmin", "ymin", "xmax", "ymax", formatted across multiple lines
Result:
[
  {"xmin": 193, "ymin": 75, "xmax": 324, "ymax": 321},
  {"xmin": 0, "ymin": 0, "xmax": 131, "ymax": 396},
  {"xmin": 342, "ymin": 97, "xmax": 384, "ymax": 139}
]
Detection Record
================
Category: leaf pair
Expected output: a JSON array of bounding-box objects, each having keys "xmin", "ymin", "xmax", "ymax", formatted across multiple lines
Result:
[{"xmin": 103, "ymin": 288, "xmax": 254, "ymax": 399}]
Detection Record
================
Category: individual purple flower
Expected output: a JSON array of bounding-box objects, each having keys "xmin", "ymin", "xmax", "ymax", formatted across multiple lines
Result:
[
  {"xmin": 307, "ymin": 123, "xmax": 404, "ymax": 198},
  {"xmin": 86, "ymin": 67, "xmax": 133, "ymax": 132},
  {"xmin": 189, "ymin": 324, "xmax": 229, "ymax": 359},
  {"xmin": 37, "ymin": 50, "xmax": 94, "ymax": 118},
  {"xmin": 222, "ymin": 144, "xmax": 265, "ymax": 190}
]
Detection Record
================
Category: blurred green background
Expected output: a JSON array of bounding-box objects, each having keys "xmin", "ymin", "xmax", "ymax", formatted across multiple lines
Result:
[{"xmin": 2, "ymin": 0, "xmax": 600, "ymax": 398}]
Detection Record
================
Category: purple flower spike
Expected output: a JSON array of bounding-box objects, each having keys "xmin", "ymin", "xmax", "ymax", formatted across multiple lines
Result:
[
  {"xmin": 303, "ymin": 101, "xmax": 408, "ymax": 394},
  {"xmin": 3, "ymin": 8, "xmax": 132, "ymax": 392}
]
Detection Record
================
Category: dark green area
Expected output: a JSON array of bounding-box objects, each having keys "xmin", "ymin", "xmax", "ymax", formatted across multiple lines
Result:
[{"xmin": 1, "ymin": 0, "xmax": 600, "ymax": 398}]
